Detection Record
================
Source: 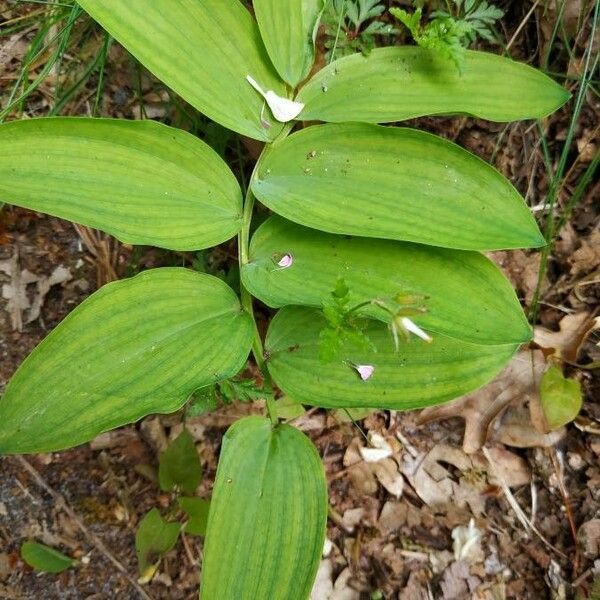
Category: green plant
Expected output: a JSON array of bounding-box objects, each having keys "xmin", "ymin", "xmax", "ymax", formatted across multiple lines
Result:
[
  {"xmin": 20, "ymin": 541, "xmax": 77, "ymax": 574},
  {"xmin": 136, "ymin": 428, "xmax": 209, "ymax": 582},
  {"xmin": 0, "ymin": 1, "xmax": 570, "ymax": 597},
  {"xmin": 322, "ymin": 0, "xmax": 398, "ymax": 60},
  {"xmin": 391, "ymin": 0, "xmax": 504, "ymax": 69}
]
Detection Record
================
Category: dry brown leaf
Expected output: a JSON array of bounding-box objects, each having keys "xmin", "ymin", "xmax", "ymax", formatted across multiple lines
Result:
[
  {"xmin": 343, "ymin": 437, "xmax": 404, "ymax": 498},
  {"xmin": 0, "ymin": 249, "xmax": 37, "ymax": 331},
  {"xmin": 488, "ymin": 250, "xmax": 543, "ymax": 304},
  {"xmin": 27, "ymin": 265, "xmax": 72, "ymax": 324},
  {"xmin": 0, "ymin": 33, "xmax": 28, "ymax": 70},
  {"xmin": 440, "ymin": 560, "xmax": 481, "ymax": 600},
  {"xmin": 0, "ymin": 249, "xmax": 72, "ymax": 331},
  {"xmin": 482, "ymin": 446, "xmax": 531, "ymax": 487},
  {"xmin": 569, "ymin": 230, "xmax": 600, "ymax": 278},
  {"xmin": 419, "ymin": 350, "xmax": 546, "ymax": 453},
  {"xmin": 341, "ymin": 508, "xmax": 364, "ymax": 532},
  {"xmin": 578, "ymin": 519, "xmax": 600, "ymax": 558},
  {"xmin": 496, "ymin": 405, "xmax": 566, "ymax": 447},
  {"xmin": 576, "ymin": 128, "xmax": 598, "ymax": 163},
  {"xmin": 372, "ymin": 458, "xmax": 404, "ymax": 498},
  {"xmin": 398, "ymin": 570, "xmax": 430, "ymax": 600},
  {"xmin": 534, "ymin": 311, "xmax": 597, "ymax": 362},
  {"xmin": 408, "ymin": 444, "xmax": 486, "ymax": 515}
]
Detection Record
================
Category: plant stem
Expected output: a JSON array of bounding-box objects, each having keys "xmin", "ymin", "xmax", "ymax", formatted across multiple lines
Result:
[
  {"xmin": 238, "ymin": 124, "xmax": 293, "ymax": 426},
  {"xmin": 239, "ymin": 186, "xmax": 278, "ymax": 426}
]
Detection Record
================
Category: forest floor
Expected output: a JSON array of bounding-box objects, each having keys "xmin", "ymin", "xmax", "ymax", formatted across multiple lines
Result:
[{"xmin": 0, "ymin": 1, "xmax": 599, "ymax": 599}]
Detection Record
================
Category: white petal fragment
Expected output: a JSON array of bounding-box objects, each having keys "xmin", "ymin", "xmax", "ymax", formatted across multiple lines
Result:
[
  {"xmin": 277, "ymin": 254, "xmax": 293, "ymax": 268},
  {"xmin": 359, "ymin": 447, "xmax": 393, "ymax": 463},
  {"xmin": 246, "ymin": 75, "xmax": 304, "ymax": 123},
  {"xmin": 353, "ymin": 364, "xmax": 375, "ymax": 381},
  {"xmin": 401, "ymin": 317, "xmax": 433, "ymax": 343},
  {"xmin": 360, "ymin": 432, "xmax": 393, "ymax": 462},
  {"xmin": 452, "ymin": 519, "xmax": 482, "ymax": 561}
]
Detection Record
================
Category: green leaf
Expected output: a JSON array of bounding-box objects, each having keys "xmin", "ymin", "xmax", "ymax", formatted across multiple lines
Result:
[
  {"xmin": 21, "ymin": 542, "xmax": 76, "ymax": 574},
  {"xmin": 179, "ymin": 497, "xmax": 211, "ymax": 537},
  {"xmin": 201, "ymin": 416, "xmax": 327, "ymax": 600},
  {"xmin": 76, "ymin": 0, "xmax": 285, "ymax": 141},
  {"xmin": 0, "ymin": 269, "xmax": 253, "ymax": 454},
  {"xmin": 242, "ymin": 216, "xmax": 532, "ymax": 345},
  {"xmin": 297, "ymin": 47, "xmax": 570, "ymax": 123},
  {"xmin": 218, "ymin": 378, "xmax": 268, "ymax": 403},
  {"xmin": 275, "ymin": 396, "xmax": 307, "ymax": 420},
  {"xmin": 266, "ymin": 306, "xmax": 518, "ymax": 409},
  {"xmin": 0, "ymin": 118, "xmax": 241, "ymax": 251},
  {"xmin": 135, "ymin": 509, "xmax": 180, "ymax": 576},
  {"xmin": 252, "ymin": 123, "xmax": 544, "ymax": 250},
  {"xmin": 539, "ymin": 366, "xmax": 582, "ymax": 430},
  {"xmin": 254, "ymin": 0, "xmax": 324, "ymax": 86},
  {"xmin": 158, "ymin": 429, "xmax": 202, "ymax": 495}
]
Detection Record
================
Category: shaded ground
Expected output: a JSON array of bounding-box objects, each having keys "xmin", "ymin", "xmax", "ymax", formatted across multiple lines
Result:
[{"xmin": 1, "ymin": 1, "xmax": 599, "ymax": 598}]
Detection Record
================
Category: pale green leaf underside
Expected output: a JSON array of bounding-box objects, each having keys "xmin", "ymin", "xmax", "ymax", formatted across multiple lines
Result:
[
  {"xmin": 254, "ymin": 0, "xmax": 323, "ymax": 86},
  {"xmin": 201, "ymin": 416, "xmax": 327, "ymax": 600},
  {"xmin": 0, "ymin": 269, "xmax": 253, "ymax": 454},
  {"xmin": 266, "ymin": 307, "xmax": 518, "ymax": 409},
  {"xmin": 0, "ymin": 118, "xmax": 242, "ymax": 251},
  {"xmin": 252, "ymin": 123, "xmax": 544, "ymax": 250},
  {"xmin": 298, "ymin": 47, "xmax": 570, "ymax": 123},
  {"xmin": 77, "ymin": 0, "xmax": 284, "ymax": 141},
  {"xmin": 242, "ymin": 216, "xmax": 531, "ymax": 345}
]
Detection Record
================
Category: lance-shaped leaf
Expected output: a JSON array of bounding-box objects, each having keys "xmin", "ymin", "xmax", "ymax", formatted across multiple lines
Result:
[
  {"xmin": 77, "ymin": 0, "xmax": 285, "ymax": 140},
  {"xmin": 242, "ymin": 216, "xmax": 531, "ymax": 345},
  {"xmin": 0, "ymin": 269, "xmax": 253, "ymax": 454},
  {"xmin": 252, "ymin": 123, "xmax": 543, "ymax": 250},
  {"xmin": 201, "ymin": 416, "xmax": 327, "ymax": 600},
  {"xmin": 266, "ymin": 307, "xmax": 518, "ymax": 409},
  {"xmin": 254, "ymin": 0, "xmax": 324, "ymax": 86},
  {"xmin": 0, "ymin": 118, "xmax": 242, "ymax": 251},
  {"xmin": 298, "ymin": 47, "xmax": 570, "ymax": 123}
]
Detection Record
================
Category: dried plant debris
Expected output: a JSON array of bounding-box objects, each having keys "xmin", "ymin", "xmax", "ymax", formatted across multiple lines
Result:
[
  {"xmin": 0, "ymin": 248, "xmax": 72, "ymax": 332},
  {"xmin": 418, "ymin": 350, "xmax": 558, "ymax": 453}
]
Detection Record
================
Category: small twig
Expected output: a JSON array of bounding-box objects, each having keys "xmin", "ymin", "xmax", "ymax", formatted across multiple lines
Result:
[
  {"xmin": 14, "ymin": 456, "xmax": 154, "ymax": 600},
  {"xmin": 483, "ymin": 447, "xmax": 568, "ymax": 560},
  {"xmin": 180, "ymin": 532, "xmax": 198, "ymax": 567},
  {"xmin": 549, "ymin": 448, "xmax": 580, "ymax": 574},
  {"xmin": 506, "ymin": 0, "xmax": 542, "ymax": 51}
]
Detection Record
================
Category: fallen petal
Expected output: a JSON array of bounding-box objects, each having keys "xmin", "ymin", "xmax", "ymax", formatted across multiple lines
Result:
[
  {"xmin": 277, "ymin": 254, "xmax": 293, "ymax": 268},
  {"xmin": 246, "ymin": 74, "xmax": 264, "ymax": 95},
  {"xmin": 359, "ymin": 447, "xmax": 393, "ymax": 463},
  {"xmin": 247, "ymin": 75, "xmax": 305, "ymax": 123},
  {"xmin": 401, "ymin": 317, "xmax": 432, "ymax": 343},
  {"xmin": 452, "ymin": 518, "xmax": 482, "ymax": 561},
  {"xmin": 353, "ymin": 364, "xmax": 375, "ymax": 381},
  {"xmin": 264, "ymin": 91, "xmax": 305, "ymax": 122}
]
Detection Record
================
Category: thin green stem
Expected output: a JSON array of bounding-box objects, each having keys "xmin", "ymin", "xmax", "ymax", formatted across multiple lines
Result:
[
  {"xmin": 329, "ymin": 0, "xmax": 346, "ymax": 64},
  {"xmin": 238, "ymin": 187, "xmax": 277, "ymax": 425},
  {"xmin": 238, "ymin": 123, "xmax": 293, "ymax": 426}
]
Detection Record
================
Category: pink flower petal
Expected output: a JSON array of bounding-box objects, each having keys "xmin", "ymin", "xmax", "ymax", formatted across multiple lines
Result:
[
  {"xmin": 277, "ymin": 254, "xmax": 293, "ymax": 268},
  {"xmin": 354, "ymin": 364, "xmax": 375, "ymax": 381}
]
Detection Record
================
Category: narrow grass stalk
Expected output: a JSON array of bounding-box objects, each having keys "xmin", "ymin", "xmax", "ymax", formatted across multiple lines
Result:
[{"xmin": 529, "ymin": 0, "xmax": 599, "ymax": 323}]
